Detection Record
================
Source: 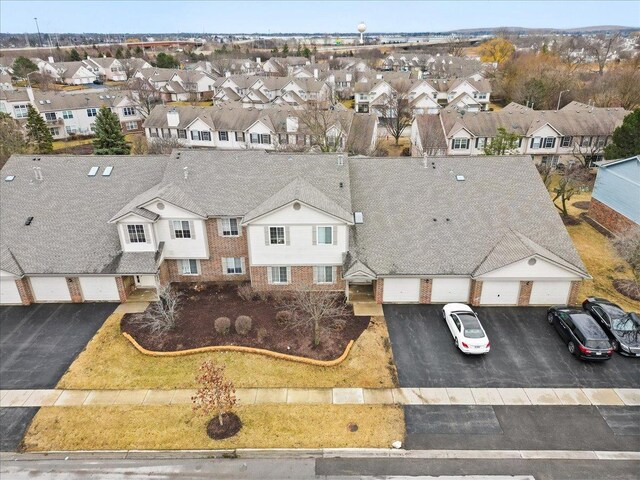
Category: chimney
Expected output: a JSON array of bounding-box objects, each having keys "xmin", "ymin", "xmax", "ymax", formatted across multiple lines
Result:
[
  {"xmin": 313, "ymin": 68, "xmax": 318, "ymax": 79},
  {"xmin": 26, "ymin": 86, "xmax": 35, "ymax": 102},
  {"xmin": 167, "ymin": 108, "xmax": 180, "ymax": 127},
  {"xmin": 225, "ymin": 71, "xmax": 231, "ymax": 77},
  {"xmin": 346, "ymin": 73, "xmax": 352, "ymax": 82},
  {"xmin": 256, "ymin": 57, "xmax": 261, "ymax": 64},
  {"xmin": 286, "ymin": 115, "xmax": 299, "ymax": 133},
  {"xmin": 102, "ymin": 54, "xmax": 107, "ymax": 58},
  {"xmin": 48, "ymin": 56, "xmax": 54, "ymax": 63},
  {"xmin": 376, "ymin": 73, "xmax": 382, "ymax": 80},
  {"xmin": 310, "ymin": 55, "xmax": 315, "ymax": 64}
]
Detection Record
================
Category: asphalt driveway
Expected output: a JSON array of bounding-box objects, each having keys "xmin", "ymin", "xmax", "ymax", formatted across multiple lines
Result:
[
  {"xmin": 384, "ymin": 305, "xmax": 640, "ymax": 388},
  {"xmin": 0, "ymin": 303, "xmax": 116, "ymax": 389}
]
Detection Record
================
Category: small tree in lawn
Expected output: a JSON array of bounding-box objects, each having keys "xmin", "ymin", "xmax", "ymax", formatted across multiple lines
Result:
[
  {"xmin": 192, "ymin": 360, "xmax": 239, "ymax": 437},
  {"xmin": 551, "ymin": 164, "xmax": 592, "ymax": 217},
  {"xmin": 279, "ymin": 287, "xmax": 348, "ymax": 347},
  {"xmin": 483, "ymin": 127, "xmax": 520, "ymax": 155},
  {"xmin": 25, "ymin": 105, "xmax": 53, "ymax": 154},
  {"xmin": 93, "ymin": 106, "xmax": 130, "ymax": 155}
]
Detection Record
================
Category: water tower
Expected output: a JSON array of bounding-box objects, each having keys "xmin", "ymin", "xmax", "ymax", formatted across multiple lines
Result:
[{"xmin": 357, "ymin": 21, "xmax": 366, "ymax": 45}]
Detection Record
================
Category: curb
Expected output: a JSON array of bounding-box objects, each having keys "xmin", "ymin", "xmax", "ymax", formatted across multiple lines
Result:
[
  {"xmin": 2, "ymin": 449, "xmax": 640, "ymax": 461},
  {"xmin": 122, "ymin": 332, "xmax": 354, "ymax": 367}
]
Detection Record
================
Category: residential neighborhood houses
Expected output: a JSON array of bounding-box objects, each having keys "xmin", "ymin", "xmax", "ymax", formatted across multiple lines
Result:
[{"xmin": 0, "ymin": 5, "xmax": 639, "ymax": 477}]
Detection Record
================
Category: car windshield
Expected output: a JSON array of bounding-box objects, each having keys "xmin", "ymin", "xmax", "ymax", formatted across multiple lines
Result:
[
  {"xmin": 611, "ymin": 313, "xmax": 640, "ymax": 332},
  {"xmin": 585, "ymin": 339, "xmax": 611, "ymax": 350},
  {"xmin": 601, "ymin": 304, "xmax": 626, "ymax": 319},
  {"xmin": 458, "ymin": 313, "xmax": 485, "ymax": 338}
]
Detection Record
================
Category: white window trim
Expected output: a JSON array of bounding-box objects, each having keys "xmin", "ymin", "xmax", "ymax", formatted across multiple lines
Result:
[
  {"xmin": 126, "ymin": 224, "xmax": 148, "ymax": 243},
  {"xmin": 180, "ymin": 259, "xmax": 200, "ymax": 275},
  {"xmin": 269, "ymin": 266, "xmax": 290, "ymax": 284},
  {"xmin": 172, "ymin": 220, "xmax": 192, "ymax": 239},
  {"xmin": 315, "ymin": 265, "xmax": 335, "ymax": 284},
  {"xmin": 316, "ymin": 226, "xmax": 333, "ymax": 245},
  {"xmin": 221, "ymin": 217, "xmax": 239, "ymax": 236},
  {"xmin": 223, "ymin": 257, "xmax": 244, "ymax": 275},
  {"xmin": 269, "ymin": 226, "xmax": 286, "ymax": 245}
]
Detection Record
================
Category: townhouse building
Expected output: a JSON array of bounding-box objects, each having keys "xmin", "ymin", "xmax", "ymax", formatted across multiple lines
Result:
[
  {"xmin": 143, "ymin": 104, "xmax": 378, "ymax": 154},
  {"xmin": 411, "ymin": 102, "xmax": 630, "ymax": 165},
  {"xmin": 1, "ymin": 151, "xmax": 588, "ymax": 307},
  {"xmin": 82, "ymin": 57, "xmax": 127, "ymax": 81}
]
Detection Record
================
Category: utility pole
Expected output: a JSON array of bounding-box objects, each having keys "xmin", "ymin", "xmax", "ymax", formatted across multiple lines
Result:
[{"xmin": 34, "ymin": 17, "xmax": 43, "ymax": 47}]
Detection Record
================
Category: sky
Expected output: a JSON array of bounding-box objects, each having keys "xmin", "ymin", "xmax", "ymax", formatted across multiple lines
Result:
[{"xmin": 1, "ymin": 0, "xmax": 638, "ymax": 34}]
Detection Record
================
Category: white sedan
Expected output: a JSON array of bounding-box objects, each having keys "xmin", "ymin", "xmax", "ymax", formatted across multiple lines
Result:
[{"xmin": 442, "ymin": 303, "xmax": 491, "ymax": 355}]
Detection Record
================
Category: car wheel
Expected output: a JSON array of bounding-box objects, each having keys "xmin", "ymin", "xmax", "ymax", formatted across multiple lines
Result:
[
  {"xmin": 547, "ymin": 313, "xmax": 555, "ymax": 324},
  {"xmin": 611, "ymin": 339, "xmax": 619, "ymax": 352},
  {"xmin": 568, "ymin": 341, "xmax": 576, "ymax": 355},
  {"xmin": 454, "ymin": 337, "xmax": 459, "ymax": 349},
  {"xmin": 442, "ymin": 309, "xmax": 445, "ymax": 320}
]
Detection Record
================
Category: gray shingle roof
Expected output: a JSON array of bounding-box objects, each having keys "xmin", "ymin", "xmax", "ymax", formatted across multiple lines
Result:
[
  {"xmin": 347, "ymin": 156, "xmax": 588, "ymax": 277},
  {"xmin": 0, "ymin": 155, "xmax": 168, "ymax": 275},
  {"xmin": 32, "ymin": 90, "xmax": 134, "ymax": 113}
]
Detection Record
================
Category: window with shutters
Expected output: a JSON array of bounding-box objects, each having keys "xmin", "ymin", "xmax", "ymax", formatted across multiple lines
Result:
[
  {"xmin": 315, "ymin": 266, "xmax": 334, "ymax": 284},
  {"xmin": 270, "ymin": 266, "xmax": 289, "ymax": 284},
  {"xmin": 531, "ymin": 137, "xmax": 542, "ymax": 149},
  {"xmin": 177, "ymin": 129, "xmax": 187, "ymax": 139},
  {"xmin": 172, "ymin": 220, "xmax": 191, "ymax": 238},
  {"xmin": 224, "ymin": 257, "xmax": 243, "ymax": 274},
  {"xmin": 181, "ymin": 259, "xmax": 199, "ymax": 275},
  {"xmin": 221, "ymin": 218, "xmax": 239, "ymax": 236},
  {"xmin": 543, "ymin": 137, "xmax": 555, "ymax": 148},
  {"xmin": 269, "ymin": 226, "xmax": 285, "ymax": 245},
  {"xmin": 452, "ymin": 138, "xmax": 469, "ymax": 149},
  {"xmin": 127, "ymin": 224, "xmax": 146, "ymax": 243},
  {"xmin": 219, "ymin": 131, "xmax": 229, "ymax": 141},
  {"xmin": 560, "ymin": 136, "xmax": 572, "ymax": 147},
  {"xmin": 316, "ymin": 226, "xmax": 333, "ymax": 245}
]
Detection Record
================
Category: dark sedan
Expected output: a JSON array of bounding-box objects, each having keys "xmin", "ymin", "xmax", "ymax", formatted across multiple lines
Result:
[
  {"xmin": 547, "ymin": 307, "xmax": 613, "ymax": 361},
  {"xmin": 583, "ymin": 297, "xmax": 640, "ymax": 357}
]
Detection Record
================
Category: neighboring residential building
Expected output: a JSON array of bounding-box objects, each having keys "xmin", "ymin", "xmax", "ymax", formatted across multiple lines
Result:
[
  {"xmin": 83, "ymin": 57, "xmax": 127, "ymax": 81},
  {"xmin": 411, "ymin": 102, "xmax": 630, "ymax": 164},
  {"xmin": 143, "ymin": 104, "xmax": 377, "ymax": 154},
  {"xmin": 263, "ymin": 56, "xmax": 309, "ymax": 75},
  {"xmin": 0, "ymin": 89, "xmax": 30, "ymax": 119},
  {"xmin": 382, "ymin": 53, "xmax": 486, "ymax": 78},
  {"xmin": 0, "ymin": 70, "xmax": 14, "ymax": 90},
  {"xmin": 0, "ymin": 152, "xmax": 588, "ymax": 306},
  {"xmin": 588, "ymin": 155, "xmax": 640, "ymax": 234},
  {"xmin": 35, "ymin": 59, "xmax": 98, "ymax": 85}
]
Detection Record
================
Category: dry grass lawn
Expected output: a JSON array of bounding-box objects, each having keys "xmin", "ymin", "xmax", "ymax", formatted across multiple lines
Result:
[
  {"xmin": 379, "ymin": 136, "xmax": 411, "ymax": 157},
  {"xmin": 23, "ymin": 404, "xmax": 404, "ymax": 451},
  {"xmin": 58, "ymin": 315, "xmax": 397, "ymax": 389},
  {"xmin": 555, "ymin": 191, "xmax": 639, "ymax": 312},
  {"xmin": 52, "ymin": 138, "xmax": 94, "ymax": 151}
]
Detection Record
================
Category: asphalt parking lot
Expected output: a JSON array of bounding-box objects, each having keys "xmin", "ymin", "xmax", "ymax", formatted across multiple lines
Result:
[
  {"xmin": 384, "ymin": 305, "xmax": 640, "ymax": 388},
  {"xmin": 0, "ymin": 303, "xmax": 116, "ymax": 452}
]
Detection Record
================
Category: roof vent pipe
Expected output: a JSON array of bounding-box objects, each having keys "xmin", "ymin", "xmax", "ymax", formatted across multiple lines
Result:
[{"xmin": 183, "ymin": 167, "xmax": 189, "ymax": 180}]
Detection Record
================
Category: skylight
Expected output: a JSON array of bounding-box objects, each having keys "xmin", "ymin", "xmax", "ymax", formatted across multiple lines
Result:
[
  {"xmin": 5, "ymin": 175, "xmax": 15, "ymax": 182},
  {"xmin": 88, "ymin": 166, "xmax": 99, "ymax": 176},
  {"xmin": 102, "ymin": 166, "xmax": 113, "ymax": 176},
  {"xmin": 354, "ymin": 212, "xmax": 364, "ymax": 224},
  {"xmin": 456, "ymin": 175, "xmax": 466, "ymax": 181}
]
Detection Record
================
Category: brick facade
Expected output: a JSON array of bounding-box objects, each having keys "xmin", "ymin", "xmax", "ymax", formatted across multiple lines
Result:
[
  {"xmin": 15, "ymin": 278, "xmax": 34, "ymax": 305},
  {"xmin": 567, "ymin": 280, "xmax": 582, "ymax": 306},
  {"xmin": 115, "ymin": 276, "xmax": 129, "ymax": 303},
  {"xmin": 517, "ymin": 281, "xmax": 533, "ymax": 306},
  {"xmin": 419, "ymin": 279, "xmax": 432, "ymax": 304},
  {"xmin": 250, "ymin": 266, "xmax": 345, "ymax": 291},
  {"xmin": 374, "ymin": 278, "xmax": 384, "ymax": 304},
  {"xmin": 469, "ymin": 279, "xmax": 483, "ymax": 306},
  {"xmin": 66, "ymin": 277, "xmax": 83, "ymax": 303},
  {"xmin": 587, "ymin": 198, "xmax": 637, "ymax": 235},
  {"xmin": 160, "ymin": 220, "xmax": 250, "ymax": 284}
]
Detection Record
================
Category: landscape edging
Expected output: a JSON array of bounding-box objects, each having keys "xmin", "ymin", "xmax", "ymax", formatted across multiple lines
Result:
[{"xmin": 121, "ymin": 332, "xmax": 354, "ymax": 366}]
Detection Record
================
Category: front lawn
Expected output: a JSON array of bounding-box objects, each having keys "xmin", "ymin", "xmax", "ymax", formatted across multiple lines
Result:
[
  {"xmin": 58, "ymin": 310, "xmax": 397, "ymax": 389},
  {"xmin": 23, "ymin": 404, "xmax": 404, "ymax": 451},
  {"xmin": 560, "ymin": 192, "xmax": 639, "ymax": 312}
]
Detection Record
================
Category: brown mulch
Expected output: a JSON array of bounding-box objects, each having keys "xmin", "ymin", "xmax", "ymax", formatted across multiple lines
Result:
[
  {"xmin": 207, "ymin": 413, "xmax": 242, "ymax": 440},
  {"xmin": 561, "ymin": 214, "xmax": 582, "ymax": 226},
  {"xmin": 121, "ymin": 284, "xmax": 369, "ymax": 361},
  {"xmin": 572, "ymin": 201, "xmax": 591, "ymax": 210},
  {"xmin": 613, "ymin": 279, "xmax": 640, "ymax": 302}
]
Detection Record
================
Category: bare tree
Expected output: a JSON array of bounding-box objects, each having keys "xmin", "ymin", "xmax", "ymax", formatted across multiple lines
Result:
[
  {"xmin": 447, "ymin": 36, "xmax": 466, "ymax": 57},
  {"xmin": 192, "ymin": 360, "xmax": 237, "ymax": 428},
  {"xmin": 379, "ymin": 79, "xmax": 414, "ymax": 146},
  {"xmin": 572, "ymin": 141, "xmax": 605, "ymax": 168},
  {"xmin": 278, "ymin": 287, "xmax": 348, "ymax": 347},
  {"xmin": 132, "ymin": 284, "xmax": 182, "ymax": 335},
  {"xmin": 612, "ymin": 227, "xmax": 640, "ymax": 282},
  {"xmin": 587, "ymin": 33, "xmax": 621, "ymax": 75},
  {"xmin": 551, "ymin": 164, "xmax": 593, "ymax": 217},
  {"xmin": 125, "ymin": 77, "xmax": 160, "ymax": 118},
  {"xmin": 147, "ymin": 137, "xmax": 186, "ymax": 154},
  {"xmin": 296, "ymin": 104, "xmax": 347, "ymax": 152}
]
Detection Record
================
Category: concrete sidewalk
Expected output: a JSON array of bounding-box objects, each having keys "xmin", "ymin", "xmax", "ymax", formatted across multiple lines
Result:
[{"xmin": 1, "ymin": 387, "xmax": 638, "ymax": 407}]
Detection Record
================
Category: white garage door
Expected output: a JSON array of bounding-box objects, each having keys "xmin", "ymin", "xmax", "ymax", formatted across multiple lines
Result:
[
  {"xmin": 30, "ymin": 277, "xmax": 72, "ymax": 302},
  {"xmin": 0, "ymin": 278, "xmax": 22, "ymax": 304},
  {"xmin": 480, "ymin": 281, "xmax": 520, "ymax": 305},
  {"xmin": 383, "ymin": 278, "xmax": 421, "ymax": 303},
  {"xmin": 529, "ymin": 281, "xmax": 572, "ymax": 305},
  {"xmin": 79, "ymin": 276, "xmax": 120, "ymax": 301},
  {"xmin": 431, "ymin": 278, "xmax": 471, "ymax": 303}
]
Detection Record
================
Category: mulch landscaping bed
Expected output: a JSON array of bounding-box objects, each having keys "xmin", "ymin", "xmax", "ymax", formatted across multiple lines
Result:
[
  {"xmin": 572, "ymin": 201, "xmax": 591, "ymax": 210},
  {"xmin": 121, "ymin": 284, "xmax": 368, "ymax": 361},
  {"xmin": 207, "ymin": 413, "xmax": 242, "ymax": 440},
  {"xmin": 613, "ymin": 279, "xmax": 640, "ymax": 302}
]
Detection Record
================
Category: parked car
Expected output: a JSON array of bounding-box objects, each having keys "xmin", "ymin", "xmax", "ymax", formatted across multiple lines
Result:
[
  {"xmin": 547, "ymin": 307, "xmax": 613, "ymax": 361},
  {"xmin": 582, "ymin": 297, "xmax": 640, "ymax": 357},
  {"xmin": 93, "ymin": 79, "xmax": 104, "ymax": 85},
  {"xmin": 442, "ymin": 303, "xmax": 490, "ymax": 355}
]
